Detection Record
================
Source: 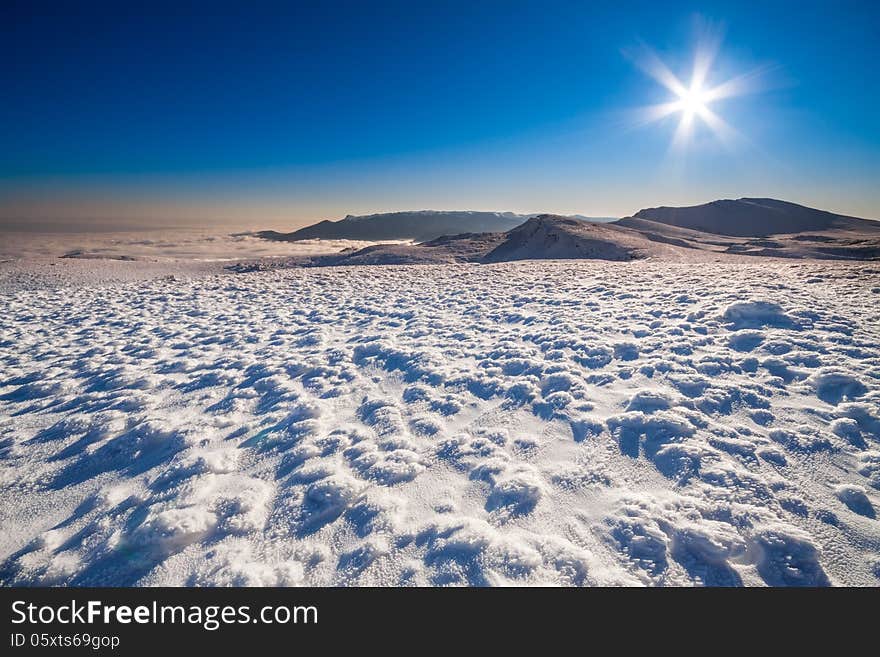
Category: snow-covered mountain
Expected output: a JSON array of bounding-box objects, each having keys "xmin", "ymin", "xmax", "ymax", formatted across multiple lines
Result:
[
  {"xmin": 312, "ymin": 206, "xmax": 880, "ymax": 266},
  {"xmin": 311, "ymin": 215, "xmax": 664, "ymax": 266},
  {"xmin": 257, "ymin": 211, "xmax": 529, "ymax": 243},
  {"xmin": 251, "ymin": 199, "xmax": 880, "ymax": 264},
  {"xmin": 483, "ymin": 215, "xmax": 651, "ymax": 262},
  {"xmin": 257, "ymin": 210, "xmax": 619, "ymax": 243},
  {"xmin": 617, "ymin": 198, "xmax": 880, "ymax": 237}
]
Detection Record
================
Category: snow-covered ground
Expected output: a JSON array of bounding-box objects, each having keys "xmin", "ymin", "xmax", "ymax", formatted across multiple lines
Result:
[{"xmin": 1, "ymin": 258, "xmax": 879, "ymax": 586}]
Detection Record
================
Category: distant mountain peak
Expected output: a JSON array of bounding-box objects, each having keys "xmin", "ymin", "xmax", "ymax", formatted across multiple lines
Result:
[
  {"xmin": 622, "ymin": 197, "xmax": 877, "ymax": 237},
  {"xmin": 264, "ymin": 210, "xmax": 528, "ymax": 242}
]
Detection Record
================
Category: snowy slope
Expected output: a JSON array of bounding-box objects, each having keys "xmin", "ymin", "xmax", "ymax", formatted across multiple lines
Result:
[
  {"xmin": 483, "ymin": 215, "xmax": 656, "ymax": 262},
  {"xmin": 1, "ymin": 260, "xmax": 879, "ymax": 586}
]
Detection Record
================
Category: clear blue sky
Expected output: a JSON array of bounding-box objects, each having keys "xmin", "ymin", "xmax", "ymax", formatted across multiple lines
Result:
[{"xmin": 2, "ymin": 0, "xmax": 879, "ymax": 229}]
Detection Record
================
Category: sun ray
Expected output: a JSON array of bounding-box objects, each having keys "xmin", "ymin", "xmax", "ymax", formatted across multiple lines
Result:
[
  {"xmin": 690, "ymin": 40, "xmax": 720, "ymax": 92},
  {"xmin": 695, "ymin": 106, "xmax": 744, "ymax": 149},
  {"xmin": 627, "ymin": 43, "xmax": 689, "ymax": 97},
  {"xmin": 643, "ymin": 100, "xmax": 687, "ymax": 123},
  {"xmin": 671, "ymin": 111, "xmax": 696, "ymax": 150},
  {"xmin": 701, "ymin": 64, "xmax": 776, "ymax": 103}
]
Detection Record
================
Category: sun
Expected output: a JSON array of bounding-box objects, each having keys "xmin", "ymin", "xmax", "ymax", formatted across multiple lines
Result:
[
  {"xmin": 677, "ymin": 84, "xmax": 709, "ymax": 117},
  {"xmin": 628, "ymin": 33, "xmax": 766, "ymax": 150}
]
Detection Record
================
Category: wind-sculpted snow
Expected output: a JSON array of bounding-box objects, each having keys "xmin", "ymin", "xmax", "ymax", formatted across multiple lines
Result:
[{"xmin": 1, "ymin": 260, "xmax": 879, "ymax": 586}]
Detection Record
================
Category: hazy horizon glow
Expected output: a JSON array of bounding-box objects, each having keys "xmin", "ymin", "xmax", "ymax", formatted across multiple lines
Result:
[{"xmin": 2, "ymin": 1, "xmax": 880, "ymax": 232}]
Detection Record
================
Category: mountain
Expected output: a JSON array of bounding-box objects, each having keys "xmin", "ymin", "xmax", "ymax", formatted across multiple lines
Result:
[
  {"xmin": 257, "ymin": 211, "xmax": 529, "ymax": 242},
  {"xmin": 617, "ymin": 198, "xmax": 879, "ymax": 237},
  {"xmin": 311, "ymin": 215, "xmax": 671, "ymax": 266},
  {"xmin": 256, "ymin": 210, "xmax": 620, "ymax": 243},
  {"xmin": 482, "ymin": 215, "xmax": 650, "ymax": 262},
  {"xmin": 239, "ymin": 199, "xmax": 880, "ymax": 270},
  {"xmin": 307, "ymin": 201, "xmax": 880, "ymax": 266},
  {"xmin": 260, "ymin": 199, "xmax": 879, "ymax": 245}
]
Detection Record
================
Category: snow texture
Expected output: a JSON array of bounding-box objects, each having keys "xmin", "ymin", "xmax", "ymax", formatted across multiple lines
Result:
[{"xmin": 1, "ymin": 258, "xmax": 879, "ymax": 586}]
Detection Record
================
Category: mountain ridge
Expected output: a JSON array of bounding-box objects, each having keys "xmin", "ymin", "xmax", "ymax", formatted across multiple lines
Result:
[
  {"xmin": 256, "ymin": 210, "xmax": 617, "ymax": 243},
  {"xmin": 245, "ymin": 198, "xmax": 880, "ymax": 266},
  {"xmin": 257, "ymin": 211, "xmax": 529, "ymax": 242},
  {"xmin": 618, "ymin": 197, "xmax": 878, "ymax": 237}
]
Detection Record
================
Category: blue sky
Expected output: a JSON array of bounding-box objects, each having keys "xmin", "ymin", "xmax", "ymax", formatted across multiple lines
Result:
[{"xmin": 2, "ymin": 1, "xmax": 879, "ymax": 229}]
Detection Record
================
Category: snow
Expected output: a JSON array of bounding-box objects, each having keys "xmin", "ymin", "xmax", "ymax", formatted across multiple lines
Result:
[
  {"xmin": 722, "ymin": 300, "xmax": 798, "ymax": 329},
  {"xmin": 1, "ymin": 257, "xmax": 879, "ymax": 586}
]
